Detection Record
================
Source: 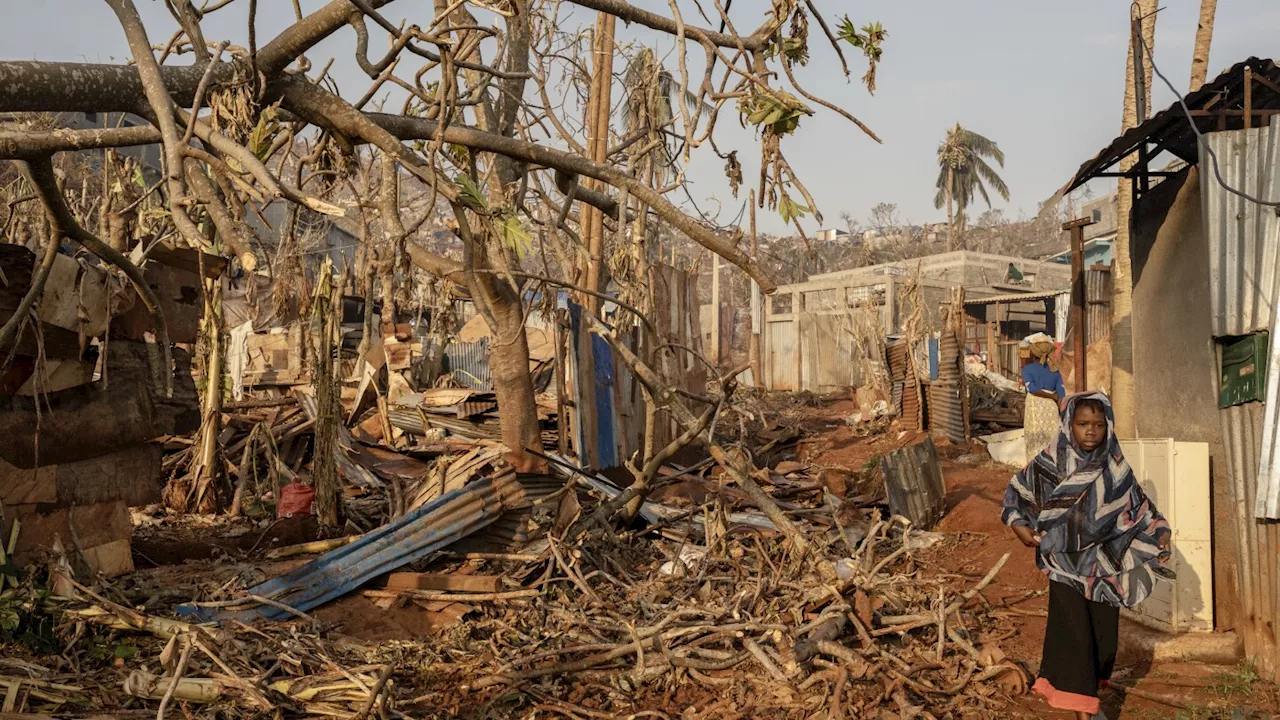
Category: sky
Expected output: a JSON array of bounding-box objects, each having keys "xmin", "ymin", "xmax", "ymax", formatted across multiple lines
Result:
[{"xmin": 5, "ymin": 0, "xmax": 1278, "ymax": 235}]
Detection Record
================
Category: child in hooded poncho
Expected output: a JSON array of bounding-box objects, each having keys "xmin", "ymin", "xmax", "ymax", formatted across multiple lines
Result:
[{"xmin": 1002, "ymin": 392, "xmax": 1173, "ymax": 719}]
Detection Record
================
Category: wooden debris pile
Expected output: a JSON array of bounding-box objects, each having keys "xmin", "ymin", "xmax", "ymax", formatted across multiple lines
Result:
[
  {"xmin": 1, "ymin": 499, "xmax": 1030, "ymax": 719},
  {"xmin": 0, "ymin": 580, "xmax": 396, "ymax": 718},
  {"xmin": 336, "ymin": 501, "xmax": 1026, "ymax": 719}
]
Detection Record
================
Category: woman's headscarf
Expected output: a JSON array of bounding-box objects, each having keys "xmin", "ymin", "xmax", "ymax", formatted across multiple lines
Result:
[
  {"xmin": 1018, "ymin": 332, "xmax": 1058, "ymax": 371},
  {"xmin": 1001, "ymin": 391, "xmax": 1173, "ymax": 607}
]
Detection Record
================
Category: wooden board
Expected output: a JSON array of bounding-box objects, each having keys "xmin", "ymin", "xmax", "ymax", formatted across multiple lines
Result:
[
  {"xmin": 13, "ymin": 358, "xmax": 96, "ymax": 395},
  {"xmin": 385, "ymin": 572, "xmax": 501, "ymax": 593}
]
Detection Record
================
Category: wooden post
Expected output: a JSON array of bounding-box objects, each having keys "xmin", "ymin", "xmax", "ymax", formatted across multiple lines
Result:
[
  {"xmin": 711, "ymin": 251, "xmax": 721, "ymax": 365},
  {"xmin": 1064, "ymin": 217, "xmax": 1097, "ymax": 392},
  {"xmin": 991, "ymin": 303, "xmax": 1001, "ymax": 376},
  {"xmin": 793, "ymin": 290, "xmax": 803, "ymax": 392},
  {"xmin": 1245, "ymin": 66, "xmax": 1254, "ymax": 131},
  {"xmin": 748, "ymin": 190, "xmax": 762, "ymax": 384},
  {"xmin": 884, "ymin": 276, "xmax": 897, "ymax": 335}
]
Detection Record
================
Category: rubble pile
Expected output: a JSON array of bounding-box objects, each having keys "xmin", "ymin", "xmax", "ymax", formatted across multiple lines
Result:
[{"xmin": 0, "ymin": 405, "xmax": 1039, "ymax": 720}]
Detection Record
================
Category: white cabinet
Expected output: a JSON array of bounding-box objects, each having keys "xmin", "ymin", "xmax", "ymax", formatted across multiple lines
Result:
[{"xmin": 1119, "ymin": 439, "xmax": 1214, "ymax": 633}]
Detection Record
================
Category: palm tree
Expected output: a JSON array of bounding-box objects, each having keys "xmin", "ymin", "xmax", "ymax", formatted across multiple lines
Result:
[
  {"xmin": 1189, "ymin": 0, "xmax": 1217, "ymax": 90},
  {"xmin": 1113, "ymin": 0, "xmax": 1158, "ymax": 438},
  {"xmin": 933, "ymin": 124, "xmax": 1010, "ymax": 251}
]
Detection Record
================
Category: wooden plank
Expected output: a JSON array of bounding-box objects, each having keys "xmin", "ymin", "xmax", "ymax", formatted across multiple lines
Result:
[
  {"xmin": 13, "ymin": 358, "xmax": 95, "ymax": 395},
  {"xmin": 385, "ymin": 572, "xmax": 502, "ymax": 593},
  {"xmin": 145, "ymin": 243, "xmax": 227, "ymax": 278}
]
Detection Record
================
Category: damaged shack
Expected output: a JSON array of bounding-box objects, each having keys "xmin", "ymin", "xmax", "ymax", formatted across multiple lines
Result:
[{"xmin": 1064, "ymin": 57, "xmax": 1280, "ymax": 681}]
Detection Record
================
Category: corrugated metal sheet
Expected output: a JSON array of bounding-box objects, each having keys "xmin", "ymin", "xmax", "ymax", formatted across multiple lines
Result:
[
  {"xmin": 176, "ymin": 469, "xmax": 532, "ymax": 622},
  {"xmin": 766, "ymin": 321, "xmax": 798, "ymax": 391},
  {"xmin": 1086, "ymin": 268, "xmax": 1112, "ymax": 345},
  {"xmin": 1219, "ymin": 403, "xmax": 1280, "ymax": 679},
  {"xmin": 929, "ymin": 331, "xmax": 966, "ymax": 444},
  {"xmin": 1204, "ymin": 123, "xmax": 1280, "ymax": 520},
  {"xmin": 880, "ymin": 436, "xmax": 946, "ymax": 529},
  {"xmin": 1205, "ymin": 124, "xmax": 1280, "ymax": 337},
  {"xmin": 963, "ymin": 289, "xmax": 1068, "ymax": 305},
  {"xmin": 444, "ymin": 339, "xmax": 493, "ymax": 390},
  {"xmin": 1066, "ymin": 58, "xmax": 1280, "ymax": 193},
  {"xmin": 1202, "ymin": 123, "xmax": 1280, "ymax": 680}
]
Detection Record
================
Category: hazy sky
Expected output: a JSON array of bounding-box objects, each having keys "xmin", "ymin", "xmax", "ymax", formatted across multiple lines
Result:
[{"xmin": 6, "ymin": 1, "xmax": 1277, "ymax": 234}]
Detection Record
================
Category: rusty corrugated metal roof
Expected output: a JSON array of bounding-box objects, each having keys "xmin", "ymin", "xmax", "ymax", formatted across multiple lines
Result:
[{"xmin": 1064, "ymin": 58, "xmax": 1280, "ymax": 194}]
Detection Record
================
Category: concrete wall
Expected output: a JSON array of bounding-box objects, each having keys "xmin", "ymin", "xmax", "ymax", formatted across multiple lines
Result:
[
  {"xmin": 809, "ymin": 250, "xmax": 1072, "ymax": 292},
  {"xmin": 1129, "ymin": 166, "xmax": 1231, "ymax": 629}
]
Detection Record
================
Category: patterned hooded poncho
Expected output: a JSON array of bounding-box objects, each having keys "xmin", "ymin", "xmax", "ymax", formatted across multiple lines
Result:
[{"xmin": 1002, "ymin": 391, "xmax": 1174, "ymax": 608}]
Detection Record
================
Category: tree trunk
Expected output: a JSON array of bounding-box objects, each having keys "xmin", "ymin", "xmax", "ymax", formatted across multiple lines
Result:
[
  {"xmin": 483, "ymin": 280, "xmax": 542, "ymax": 468},
  {"xmin": 946, "ymin": 167, "xmax": 955, "ymax": 252},
  {"xmin": 1189, "ymin": 0, "xmax": 1217, "ymax": 90},
  {"xmin": 190, "ymin": 269, "xmax": 224, "ymax": 513},
  {"xmin": 1112, "ymin": 0, "xmax": 1157, "ymax": 439},
  {"xmin": 311, "ymin": 258, "xmax": 343, "ymax": 527}
]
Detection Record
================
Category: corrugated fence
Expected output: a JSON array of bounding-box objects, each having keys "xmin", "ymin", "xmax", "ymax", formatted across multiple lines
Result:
[{"xmin": 1202, "ymin": 122, "xmax": 1280, "ymax": 679}]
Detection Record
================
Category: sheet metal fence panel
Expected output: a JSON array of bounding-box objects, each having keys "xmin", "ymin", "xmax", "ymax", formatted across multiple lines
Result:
[
  {"xmin": 880, "ymin": 436, "xmax": 946, "ymax": 529},
  {"xmin": 1201, "ymin": 124, "xmax": 1280, "ymax": 679},
  {"xmin": 444, "ymin": 339, "xmax": 492, "ymax": 390},
  {"xmin": 929, "ymin": 331, "xmax": 967, "ymax": 444},
  {"xmin": 1085, "ymin": 268, "xmax": 1112, "ymax": 344},
  {"xmin": 1205, "ymin": 124, "xmax": 1280, "ymax": 337},
  {"xmin": 1257, "ymin": 220, "xmax": 1280, "ymax": 520}
]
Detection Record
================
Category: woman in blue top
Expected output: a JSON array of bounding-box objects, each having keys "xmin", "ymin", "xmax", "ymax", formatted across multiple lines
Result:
[{"xmin": 1020, "ymin": 333, "xmax": 1064, "ymax": 463}]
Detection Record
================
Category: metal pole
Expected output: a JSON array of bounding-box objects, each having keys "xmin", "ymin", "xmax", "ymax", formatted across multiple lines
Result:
[{"xmin": 1064, "ymin": 217, "xmax": 1097, "ymax": 391}]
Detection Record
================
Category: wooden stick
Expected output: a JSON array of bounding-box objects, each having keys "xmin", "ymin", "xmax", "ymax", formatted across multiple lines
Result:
[
  {"xmin": 744, "ymin": 639, "xmax": 789, "ymax": 684},
  {"xmin": 264, "ymin": 535, "xmax": 360, "ymax": 559},
  {"xmin": 361, "ymin": 588, "xmax": 540, "ymax": 602},
  {"xmin": 351, "ymin": 664, "xmax": 393, "ymax": 720},
  {"xmin": 156, "ymin": 637, "xmax": 194, "ymax": 720},
  {"xmin": 874, "ymin": 553, "xmax": 1010, "ymax": 635}
]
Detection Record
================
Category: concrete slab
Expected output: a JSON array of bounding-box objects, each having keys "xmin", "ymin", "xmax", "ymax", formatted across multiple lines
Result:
[{"xmin": 1117, "ymin": 617, "xmax": 1242, "ymax": 666}]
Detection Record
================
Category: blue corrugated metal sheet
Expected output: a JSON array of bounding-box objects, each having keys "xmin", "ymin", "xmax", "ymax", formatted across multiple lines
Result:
[
  {"xmin": 175, "ymin": 471, "xmax": 523, "ymax": 623},
  {"xmin": 567, "ymin": 302, "xmax": 623, "ymax": 469},
  {"xmin": 592, "ymin": 333, "xmax": 618, "ymax": 468}
]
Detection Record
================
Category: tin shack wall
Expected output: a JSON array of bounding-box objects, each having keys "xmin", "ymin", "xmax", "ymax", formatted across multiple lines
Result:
[
  {"xmin": 1130, "ymin": 165, "xmax": 1233, "ymax": 642},
  {"xmin": 1202, "ymin": 124, "xmax": 1280, "ymax": 680}
]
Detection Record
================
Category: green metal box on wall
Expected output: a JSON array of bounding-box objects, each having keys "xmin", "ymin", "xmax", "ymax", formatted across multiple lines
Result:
[{"xmin": 1218, "ymin": 332, "xmax": 1269, "ymax": 408}]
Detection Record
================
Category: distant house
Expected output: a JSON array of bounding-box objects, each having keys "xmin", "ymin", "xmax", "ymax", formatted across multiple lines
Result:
[
  {"xmin": 1045, "ymin": 236, "xmax": 1114, "ymax": 267},
  {"xmin": 815, "ymin": 228, "xmax": 850, "ymax": 243}
]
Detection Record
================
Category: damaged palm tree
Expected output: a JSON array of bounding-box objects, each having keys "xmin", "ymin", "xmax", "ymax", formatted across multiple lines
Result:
[
  {"xmin": 186, "ymin": 234, "xmax": 225, "ymax": 514},
  {"xmin": 310, "ymin": 257, "xmax": 343, "ymax": 528}
]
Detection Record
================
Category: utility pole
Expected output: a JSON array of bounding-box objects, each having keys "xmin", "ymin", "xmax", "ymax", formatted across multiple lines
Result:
[{"xmin": 573, "ymin": 11, "xmax": 615, "ymax": 469}]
